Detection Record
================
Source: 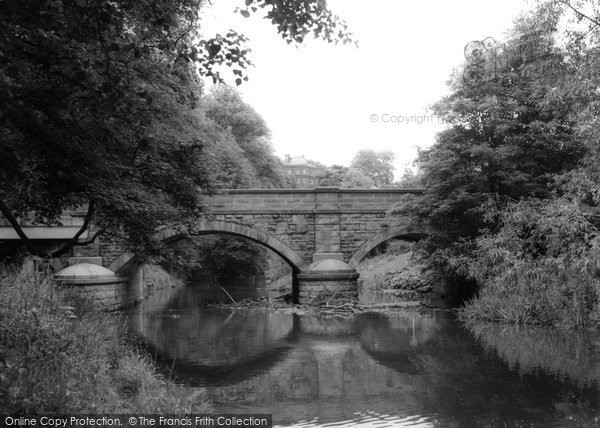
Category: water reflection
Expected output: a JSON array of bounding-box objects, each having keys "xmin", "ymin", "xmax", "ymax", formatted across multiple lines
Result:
[
  {"xmin": 129, "ymin": 283, "xmax": 600, "ymax": 427},
  {"xmin": 468, "ymin": 322, "xmax": 600, "ymax": 386}
]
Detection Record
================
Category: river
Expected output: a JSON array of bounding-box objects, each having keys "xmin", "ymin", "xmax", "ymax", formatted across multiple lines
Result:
[{"xmin": 128, "ymin": 279, "xmax": 600, "ymax": 427}]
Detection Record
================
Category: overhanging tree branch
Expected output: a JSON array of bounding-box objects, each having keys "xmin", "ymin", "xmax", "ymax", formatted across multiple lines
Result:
[
  {"xmin": 558, "ymin": 0, "xmax": 600, "ymax": 28},
  {"xmin": 72, "ymin": 228, "xmax": 105, "ymax": 247}
]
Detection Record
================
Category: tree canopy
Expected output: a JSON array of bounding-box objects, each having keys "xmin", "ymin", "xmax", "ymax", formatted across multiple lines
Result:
[
  {"xmin": 313, "ymin": 150, "xmax": 397, "ymax": 188},
  {"xmin": 350, "ymin": 149, "xmax": 396, "ymax": 187},
  {"xmin": 397, "ymin": 0, "xmax": 600, "ymax": 326},
  {"xmin": 396, "ymin": 13, "xmax": 586, "ymax": 263},
  {"xmin": 0, "ymin": 0, "xmax": 353, "ymax": 260},
  {"xmin": 202, "ymin": 86, "xmax": 285, "ymax": 188}
]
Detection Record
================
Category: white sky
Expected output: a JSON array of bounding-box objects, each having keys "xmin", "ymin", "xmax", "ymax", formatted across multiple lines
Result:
[{"xmin": 200, "ymin": 0, "xmax": 530, "ymax": 178}]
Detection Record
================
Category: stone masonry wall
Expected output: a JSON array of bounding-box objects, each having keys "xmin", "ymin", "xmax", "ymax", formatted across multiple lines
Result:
[
  {"xmin": 340, "ymin": 213, "xmax": 409, "ymax": 262},
  {"xmin": 203, "ymin": 188, "xmax": 423, "ymax": 266},
  {"xmin": 213, "ymin": 212, "xmax": 316, "ymax": 263},
  {"xmin": 71, "ymin": 238, "xmax": 126, "ymax": 268},
  {"xmin": 70, "ymin": 279, "xmax": 137, "ymax": 311},
  {"xmin": 205, "ymin": 188, "xmax": 421, "ymax": 212}
]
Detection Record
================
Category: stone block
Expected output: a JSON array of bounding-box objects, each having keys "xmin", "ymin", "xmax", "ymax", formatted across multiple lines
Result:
[
  {"xmin": 68, "ymin": 256, "xmax": 103, "ymax": 266},
  {"xmin": 312, "ymin": 253, "xmax": 344, "ymax": 262}
]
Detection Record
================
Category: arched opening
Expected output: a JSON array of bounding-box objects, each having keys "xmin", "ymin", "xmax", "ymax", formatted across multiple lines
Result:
[
  {"xmin": 110, "ymin": 220, "xmax": 308, "ymax": 303},
  {"xmin": 348, "ymin": 226, "xmax": 427, "ymax": 269}
]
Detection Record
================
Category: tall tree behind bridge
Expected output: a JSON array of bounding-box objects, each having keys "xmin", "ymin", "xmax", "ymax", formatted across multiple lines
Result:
[
  {"xmin": 350, "ymin": 149, "xmax": 396, "ymax": 187},
  {"xmin": 202, "ymin": 86, "xmax": 286, "ymax": 188}
]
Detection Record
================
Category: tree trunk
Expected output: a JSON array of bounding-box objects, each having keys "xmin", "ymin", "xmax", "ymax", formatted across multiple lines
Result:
[
  {"xmin": 0, "ymin": 198, "xmax": 37, "ymax": 255},
  {"xmin": 50, "ymin": 201, "xmax": 96, "ymax": 259}
]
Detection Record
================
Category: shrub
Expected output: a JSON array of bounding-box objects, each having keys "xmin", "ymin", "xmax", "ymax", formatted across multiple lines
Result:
[
  {"xmin": 457, "ymin": 197, "xmax": 600, "ymax": 328},
  {"xmin": 0, "ymin": 264, "xmax": 210, "ymax": 413}
]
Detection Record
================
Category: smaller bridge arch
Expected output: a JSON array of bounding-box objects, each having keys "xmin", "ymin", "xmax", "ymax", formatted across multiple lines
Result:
[{"xmin": 348, "ymin": 226, "xmax": 427, "ymax": 269}]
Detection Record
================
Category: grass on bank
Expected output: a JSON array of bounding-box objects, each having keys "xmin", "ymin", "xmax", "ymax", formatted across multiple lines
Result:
[{"xmin": 0, "ymin": 264, "xmax": 211, "ymax": 414}]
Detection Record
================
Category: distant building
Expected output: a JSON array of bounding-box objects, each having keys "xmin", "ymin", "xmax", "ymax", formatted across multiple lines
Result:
[{"xmin": 282, "ymin": 155, "xmax": 322, "ymax": 188}]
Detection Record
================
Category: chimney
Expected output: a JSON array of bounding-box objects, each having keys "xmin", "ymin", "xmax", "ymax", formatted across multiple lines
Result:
[{"xmin": 284, "ymin": 154, "xmax": 291, "ymax": 163}]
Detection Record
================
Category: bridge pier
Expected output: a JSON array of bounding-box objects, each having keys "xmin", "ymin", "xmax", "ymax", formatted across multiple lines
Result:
[{"xmin": 297, "ymin": 259, "xmax": 359, "ymax": 303}]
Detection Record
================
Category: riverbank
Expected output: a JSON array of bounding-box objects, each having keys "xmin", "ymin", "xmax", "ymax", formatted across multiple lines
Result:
[
  {"xmin": 0, "ymin": 265, "xmax": 211, "ymax": 413},
  {"xmin": 356, "ymin": 243, "xmax": 439, "ymax": 304}
]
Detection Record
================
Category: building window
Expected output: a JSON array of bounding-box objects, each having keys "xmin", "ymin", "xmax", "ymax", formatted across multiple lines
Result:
[{"xmin": 288, "ymin": 170, "xmax": 291, "ymax": 175}]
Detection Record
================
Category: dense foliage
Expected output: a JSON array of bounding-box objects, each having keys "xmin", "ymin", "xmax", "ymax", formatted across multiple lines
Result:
[
  {"xmin": 0, "ymin": 0, "xmax": 352, "ymax": 261},
  {"xmin": 0, "ymin": 266, "xmax": 210, "ymax": 413},
  {"xmin": 398, "ymin": 1, "xmax": 600, "ymax": 326},
  {"xmin": 314, "ymin": 149, "xmax": 397, "ymax": 188},
  {"xmin": 202, "ymin": 86, "xmax": 285, "ymax": 188},
  {"xmin": 349, "ymin": 149, "xmax": 395, "ymax": 187},
  {"xmin": 457, "ymin": 197, "xmax": 600, "ymax": 327},
  {"xmin": 399, "ymin": 26, "xmax": 585, "ymax": 252},
  {"xmin": 237, "ymin": 0, "xmax": 354, "ymax": 46}
]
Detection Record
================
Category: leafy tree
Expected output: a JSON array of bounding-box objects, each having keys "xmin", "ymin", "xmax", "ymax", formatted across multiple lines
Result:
[
  {"xmin": 350, "ymin": 149, "xmax": 396, "ymax": 187},
  {"xmin": 317, "ymin": 165, "xmax": 348, "ymax": 187},
  {"xmin": 314, "ymin": 150, "xmax": 396, "ymax": 189},
  {"xmin": 340, "ymin": 167, "xmax": 375, "ymax": 188},
  {"xmin": 395, "ymin": 167, "xmax": 422, "ymax": 187},
  {"xmin": 396, "ymin": 16, "xmax": 586, "ymax": 274},
  {"xmin": 203, "ymin": 86, "xmax": 285, "ymax": 188},
  {"xmin": 455, "ymin": 1, "xmax": 600, "ymax": 325},
  {"xmin": 0, "ymin": 0, "xmax": 214, "ymax": 259},
  {"xmin": 238, "ymin": 0, "xmax": 354, "ymax": 46},
  {"xmin": 0, "ymin": 0, "xmax": 353, "ymax": 261}
]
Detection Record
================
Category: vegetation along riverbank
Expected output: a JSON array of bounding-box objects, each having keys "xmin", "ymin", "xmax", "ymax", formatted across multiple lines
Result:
[
  {"xmin": 389, "ymin": 4, "xmax": 600, "ymax": 328},
  {"xmin": 0, "ymin": 265, "xmax": 211, "ymax": 414}
]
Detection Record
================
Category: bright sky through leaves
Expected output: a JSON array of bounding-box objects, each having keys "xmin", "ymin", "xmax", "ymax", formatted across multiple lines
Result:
[{"xmin": 201, "ymin": 0, "xmax": 528, "ymax": 178}]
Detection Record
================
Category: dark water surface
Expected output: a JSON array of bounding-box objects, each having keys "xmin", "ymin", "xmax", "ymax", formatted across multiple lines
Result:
[{"xmin": 128, "ymin": 281, "xmax": 600, "ymax": 427}]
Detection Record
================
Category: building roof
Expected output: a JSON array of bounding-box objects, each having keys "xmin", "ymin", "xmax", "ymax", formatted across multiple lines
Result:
[{"xmin": 284, "ymin": 155, "xmax": 318, "ymax": 167}]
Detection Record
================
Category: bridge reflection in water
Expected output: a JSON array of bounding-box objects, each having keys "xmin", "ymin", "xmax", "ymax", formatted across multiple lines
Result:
[{"xmin": 128, "ymin": 283, "xmax": 600, "ymax": 427}]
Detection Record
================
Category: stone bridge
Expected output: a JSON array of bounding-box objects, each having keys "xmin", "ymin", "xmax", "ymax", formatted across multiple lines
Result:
[
  {"xmin": 1, "ymin": 187, "xmax": 426, "ymax": 304},
  {"xmin": 185, "ymin": 187, "xmax": 426, "ymax": 269},
  {"xmin": 153, "ymin": 187, "xmax": 426, "ymax": 302}
]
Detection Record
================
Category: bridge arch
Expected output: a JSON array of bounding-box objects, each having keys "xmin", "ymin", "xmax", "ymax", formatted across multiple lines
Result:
[
  {"xmin": 110, "ymin": 220, "xmax": 308, "ymax": 275},
  {"xmin": 348, "ymin": 226, "xmax": 427, "ymax": 269}
]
